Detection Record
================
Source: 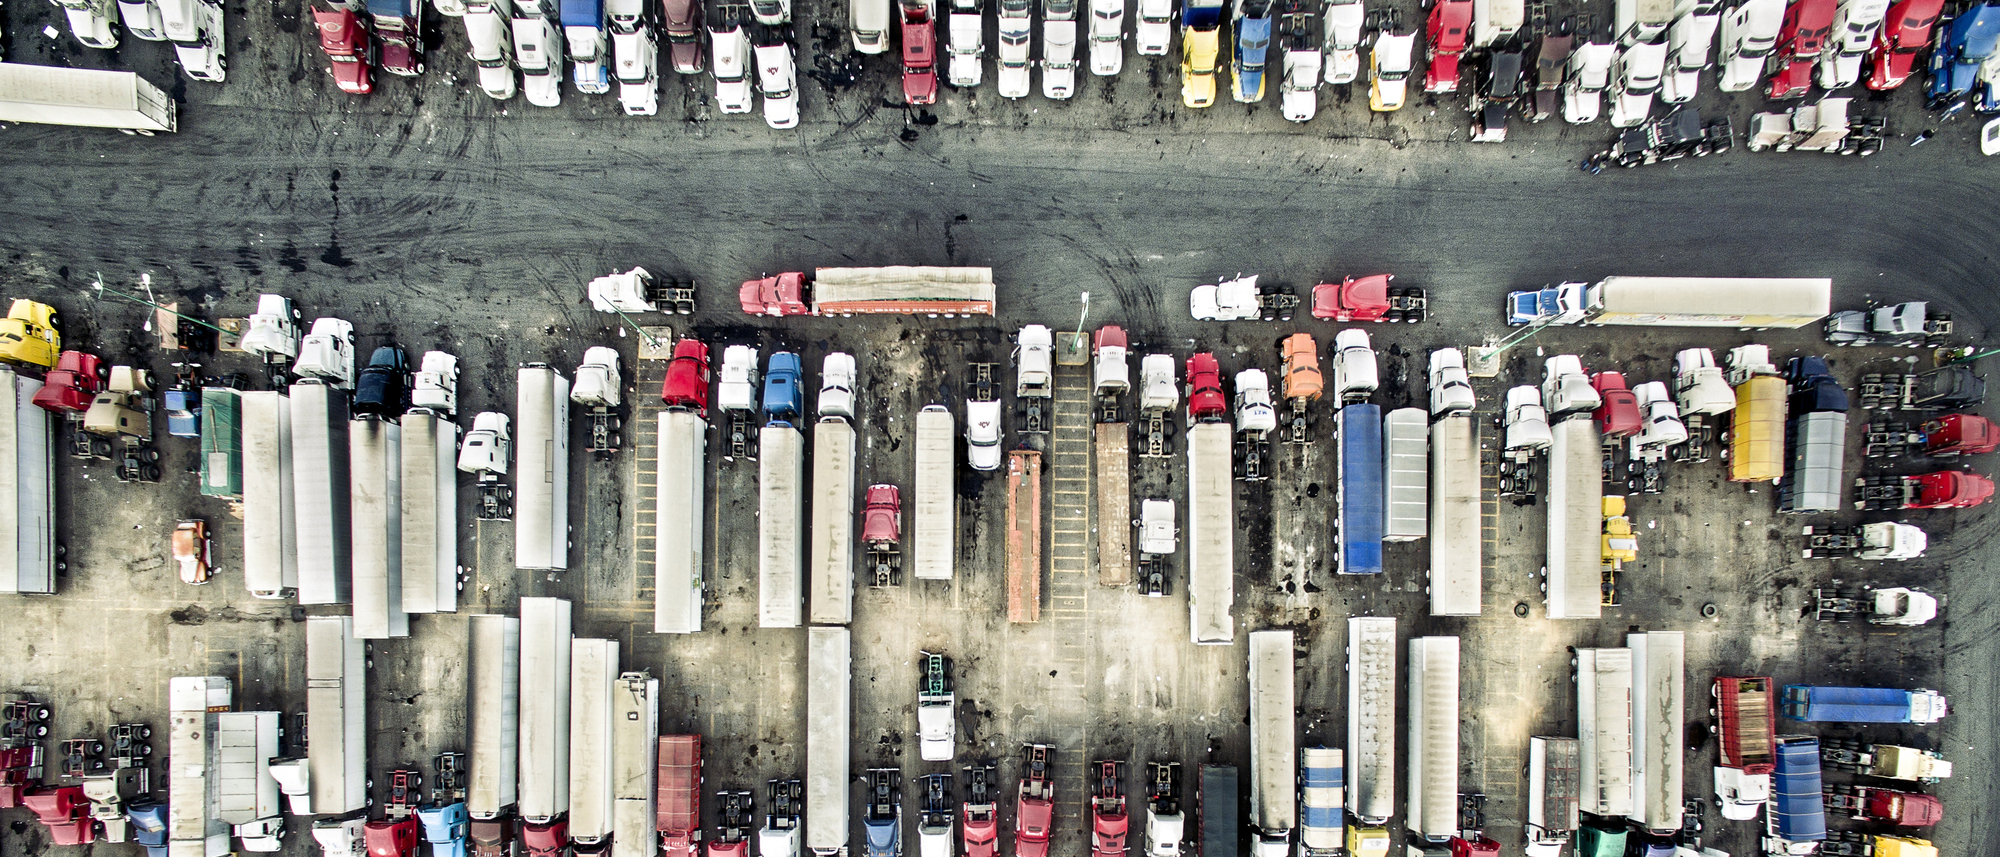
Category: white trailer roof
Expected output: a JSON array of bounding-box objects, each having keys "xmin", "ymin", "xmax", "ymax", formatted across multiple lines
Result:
[
  {"xmin": 1188, "ymin": 424, "xmax": 1235, "ymax": 645},
  {"xmin": 1587, "ymin": 277, "xmax": 1832, "ymax": 327},
  {"xmin": 1249, "ymin": 631, "xmax": 1297, "ymax": 833},
  {"xmin": 1383, "ymin": 408, "xmax": 1428, "ymax": 542},
  {"xmin": 1576, "ymin": 648, "xmax": 1633, "ymax": 818},
  {"xmin": 654, "ymin": 412, "xmax": 707, "ymax": 634},
  {"xmin": 290, "ymin": 382, "xmax": 353, "ymax": 606},
  {"xmin": 568, "ymin": 639, "xmax": 620, "ymax": 843},
  {"xmin": 349, "ymin": 417, "xmax": 407, "ymax": 639},
  {"xmin": 1626, "ymin": 632, "xmax": 1685, "ymax": 833},
  {"xmin": 806, "ymin": 628, "xmax": 852, "ymax": 856},
  {"xmin": 399, "ymin": 410, "xmax": 458, "ymax": 614},
  {"xmin": 809, "ymin": 419, "xmax": 857, "ymax": 625},
  {"xmin": 1782, "ymin": 412, "xmax": 1847, "ymax": 513},
  {"xmin": 518, "ymin": 598, "xmax": 573, "ymax": 823},
  {"xmin": 759, "ymin": 426, "xmax": 806, "ymax": 628},
  {"xmin": 1406, "ymin": 637, "xmax": 1460, "ymax": 840},
  {"xmin": 0, "ymin": 370, "xmax": 54, "ymax": 594},
  {"xmin": 610, "ymin": 674, "xmax": 659, "ymax": 857},
  {"xmin": 813, "ymin": 267, "xmax": 997, "ymax": 303},
  {"xmin": 1345, "ymin": 617, "xmax": 1397, "ymax": 826},
  {"xmin": 240, "ymin": 392, "xmax": 298, "ymax": 599},
  {"xmin": 1427, "ymin": 417, "xmax": 1482, "ymax": 616},
  {"xmin": 468, "ymin": 615, "xmax": 522, "ymax": 820},
  {"xmin": 306, "ymin": 617, "xmax": 368, "ymax": 816},
  {"xmin": 912, "ymin": 407, "xmax": 956, "ymax": 580},
  {"xmin": 215, "ymin": 712, "xmax": 280, "ymax": 825},
  {"xmin": 515, "ymin": 366, "xmax": 571, "ymax": 571},
  {"xmin": 1546, "ymin": 418, "xmax": 1603, "ymax": 619}
]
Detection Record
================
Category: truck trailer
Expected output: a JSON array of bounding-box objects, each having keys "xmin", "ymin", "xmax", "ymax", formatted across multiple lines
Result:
[
  {"xmin": 1382, "ymin": 408, "xmax": 1427, "ymax": 541},
  {"xmin": 1780, "ymin": 686, "xmax": 1947, "ymax": 724},
  {"xmin": 306, "ymin": 617, "xmax": 367, "ymax": 817},
  {"xmin": 1427, "ymin": 414, "xmax": 1481, "ymax": 616},
  {"xmin": 1523, "ymin": 737, "xmax": 1579, "ymax": 857},
  {"xmin": 349, "ymin": 416, "xmax": 406, "ymax": 639},
  {"xmin": 1546, "ymin": 417, "xmax": 1603, "ymax": 619},
  {"xmin": 913, "ymin": 406, "xmax": 956, "ymax": 581},
  {"xmin": 1779, "ymin": 410, "xmax": 1847, "ymax": 513},
  {"xmin": 654, "ymin": 410, "xmax": 706, "ymax": 634},
  {"xmin": 0, "ymin": 65, "xmax": 176, "ymax": 132},
  {"xmin": 740, "ymin": 267, "xmax": 997, "ymax": 317},
  {"xmin": 1187, "ymin": 422, "xmax": 1235, "ymax": 644},
  {"xmin": 239, "ymin": 391, "xmax": 297, "ymax": 600},
  {"xmin": 1575, "ymin": 648, "xmax": 1633, "ymax": 818},
  {"xmin": 519, "ymin": 597, "xmax": 574, "ymax": 825},
  {"xmin": 516, "ymin": 365, "xmax": 571, "ymax": 572},
  {"xmin": 1571, "ymin": 277, "xmax": 1832, "ymax": 328},
  {"xmin": 1296, "ymin": 748, "xmax": 1343, "ymax": 857},
  {"xmin": 612, "ymin": 673, "xmax": 660, "ymax": 857},
  {"xmin": 1335, "ymin": 405, "xmax": 1384, "ymax": 575},
  {"xmin": 1626, "ymin": 631, "xmax": 1684, "ymax": 834},
  {"xmin": 1715, "ymin": 676, "xmax": 1776, "ymax": 774},
  {"xmin": 467, "ymin": 615, "xmax": 522, "ymax": 821},
  {"xmin": 1198, "ymin": 766, "xmax": 1238, "ymax": 857},
  {"xmin": 214, "ymin": 711, "xmax": 281, "ymax": 849},
  {"xmin": 168, "ymin": 677, "xmax": 231, "ymax": 857},
  {"xmin": 400, "ymin": 409, "xmax": 458, "ymax": 614},
  {"xmin": 1248, "ymin": 631, "xmax": 1296, "ymax": 857},
  {"xmin": 291, "ymin": 381, "xmax": 353, "ymax": 605},
  {"xmin": 0, "ymin": 367, "xmax": 55, "ymax": 594},
  {"xmin": 809, "ymin": 417, "xmax": 856, "ymax": 624},
  {"xmin": 655, "ymin": 736, "xmax": 700, "ymax": 857},
  {"xmin": 1404, "ymin": 637, "xmax": 1459, "ymax": 844},
  {"xmin": 1345, "ymin": 617, "xmax": 1396, "ymax": 828},
  {"xmin": 806, "ymin": 628, "xmax": 850, "ymax": 857},
  {"xmin": 568, "ymin": 639, "xmax": 619, "ymax": 848},
  {"xmin": 759, "ymin": 423, "xmax": 804, "ymax": 628},
  {"xmin": 1765, "ymin": 738, "xmax": 1826, "ymax": 854},
  {"xmin": 1730, "ymin": 375, "xmax": 1788, "ymax": 482}
]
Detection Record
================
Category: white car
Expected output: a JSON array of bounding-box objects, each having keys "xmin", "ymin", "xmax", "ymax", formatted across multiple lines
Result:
[
  {"xmin": 458, "ymin": 412, "xmax": 513, "ymax": 474},
  {"xmin": 1331, "ymin": 329, "xmax": 1378, "ymax": 400},
  {"xmin": 1089, "ymin": 0, "xmax": 1124, "ymax": 74},
  {"xmin": 1139, "ymin": 354, "xmax": 1178, "ymax": 412},
  {"xmin": 1427, "ymin": 348, "xmax": 1474, "ymax": 416},
  {"xmin": 712, "ymin": 22, "xmax": 755, "ymax": 113},
  {"xmin": 1280, "ymin": 45, "xmax": 1323, "ymax": 121},
  {"xmin": 1502, "ymin": 386, "xmax": 1552, "ymax": 452},
  {"xmin": 997, "ymin": 0, "xmax": 1033, "ymax": 96},
  {"xmin": 1134, "ymin": 0, "xmax": 1172, "ymax": 54},
  {"xmin": 756, "ymin": 41, "xmax": 800, "ymax": 128},
  {"xmin": 1233, "ymin": 369, "xmax": 1277, "ymax": 433},
  {"xmin": 1321, "ymin": 0, "xmax": 1363, "ymax": 82},
  {"xmin": 609, "ymin": 0, "xmax": 658, "ymax": 114},
  {"xmin": 468, "ymin": 0, "xmax": 521, "ymax": 101},
  {"xmin": 1367, "ymin": 30, "xmax": 1414, "ymax": 110},
  {"xmin": 293, "ymin": 318, "xmax": 356, "ymax": 386},
  {"xmin": 948, "ymin": 0, "xmax": 985, "ymax": 85},
  {"xmin": 819, "ymin": 352, "xmax": 856, "ymax": 417},
  {"xmin": 412, "ymin": 351, "xmax": 461, "ymax": 415},
  {"xmin": 965, "ymin": 399, "xmax": 1002, "ymax": 471},
  {"xmin": 1540, "ymin": 354, "xmax": 1600, "ymax": 415},
  {"xmin": 1043, "ymin": 18, "xmax": 1080, "ymax": 97}
]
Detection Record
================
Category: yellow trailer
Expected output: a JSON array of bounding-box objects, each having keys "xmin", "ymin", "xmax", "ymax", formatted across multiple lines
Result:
[{"xmin": 1728, "ymin": 376, "xmax": 1787, "ymax": 483}]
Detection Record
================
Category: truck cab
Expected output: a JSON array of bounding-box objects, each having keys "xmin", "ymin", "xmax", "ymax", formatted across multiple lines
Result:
[
  {"xmin": 354, "ymin": 345, "xmax": 412, "ymax": 417},
  {"xmin": 366, "ymin": 814, "xmax": 422, "ymax": 857},
  {"xmin": 128, "ymin": 802, "xmax": 169, "ymax": 857},
  {"xmin": 710, "ymin": 790, "xmax": 755, "ymax": 857},
  {"xmin": 1503, "ymin": 386, "xmax": 1553, "ymax": 452},
  {"xmin": 457, "ymin": 412, "xmax": 513, "ymax": 474},
  {"xmin": 917, "ymin": 774, "xmax": 955, "ymax": 857},
  {"xmin": 1541, "ymin": 355, "xmax": 1601, "ymax": 416},
  {"xmin": 711, "ymin": 17, "xmax": 755, "ymax": 113},
  {"xmin": 314, "ymin": 816, "xmax": 370, "ymax": 857},
  {"xmin": 755, "ymin": 41, "xmax": 799, "ymax": 128},
  {"xmin": 661, "ymin": 338, "xmax": 714, "ymax": 417},
  {"xmin": 1279, "ymin": 15, "xmax": 1323, "ymax": 121},
  {"xmin": 819, "ymin": 353, "xmax": 857, "ymax": 418},
  {"xmin": 1138, "ymin": 499, "xmax": 1177, "ymax": 557},
  {"xmin": 1015, "ymin": 746, "xmax": 1055, "ymax": 857},
  {"xmin": 903, "ymin": 0, "xmax": 941, "ymax": 104},
  {"xmin": 0, "ymin": 300, "xmax": 61, "ymax": 370},
  {"xmin": 1089, "ymin": 0, "xmax": 1124, "ymax": 74},
  {"xmin": 1630, "ymin": 382, "xmax": 1688, "ymax": 453},
  {"xmin": 514, "ymin": 0, "xmax": 568, "ymax": 106},
  {"xmin": 1425, "ymin": 0, "xmax": 1475, "ymax": 91},
  {"xmin": 519, "ymin": 820, "xmax": 569, "ymax": 857},
  {"xmin": 760, "ymin": 780, "xmax": 802, "ymax": 857},
  {"xmin": 469, "ymin": 818, "xmax": 515, "ymax": 857},
  {"xmin": 1672, "ymin": 348, "xmax": 1735, "ymax": 415},
  {"xmin": 1184, "ymin": 353, "xmax": 1227, "ymax": 423},
  {"xmin": 571, "ymin": 345, "xmax": 624, "ymax": 409},
  {"xmin": 1140, "ymin": 355, "xmax": 1179, "ymax": 413},
  {"xmin": 1368, "ymin": 30, "xmax": 1416, "ymax": 109},
  {"xmin": 1589, "ymin": 372, "xmax": 1641, "ymax": 438},
  {"xmin": 961, "ymin": 765, "xmax": 999, "ymax": 857},
  {"xmin": 1089, "ymin": 761, "xmax": 1128, "ymax": 857},
  {"xmin": 1093, "ymin": 327, "xmax": 1130, "ymax": 395},
  {"xmin": 917, "ymin": 653, "xmax": 956, "ymax": 761},
  {"xmin": 865, "ymin": 770, "xmax": 903, "ymax": 857},
  {"xmin": 717, "ymin": 345, "xmax": 761, "ymax": 414},
  {"xmin": 239, "ymin": 294, "xmax": 304, "ymax": 370},
  {"xmin": 32, "ymin": 351, "xmax": 106, "ymax": 414},
  {"xmin": 864, "ymin": 484, "xmax": 902, "ymax": 547},
  {"xmin": 609, "ymin": 0, "xmax": 658, "ymax": 113},
  {"xmin": 293, "ymin": 318, "xmax": 357, "ymax": 387},
  {"xmin": 314, "ymin": 8, "xmax": 376, "ymax": 94},
  {"xmin": 563, "ymin": 0, "xmax": 610, "ymax": 93},
  {"xmin": 964, "ymin": 400, "xmax": 1003, "ymax": 471},
  {"xmin": 1234, "ymin": 370, "xmax": 1278, "ymax": 434},
  {"xmin": 948, "ymin": 0, "xmax": 986, "ymax": 84},
  {"xmin": 158, "ymin": 0, "xmax": 228, "ymax": 81},
  {"xmin": 1427, "ymin": 348, "xmax": 1474, "ymax": 416},
  {"xmin": 26, "ymin": 786, "xmax": 95, "ymax": 846},
  {"xmin": 1144, "ymin": 763, "xmax": 1183, "ymax": 857},
  {"xmin": 418, "ymin": 803, "xmax": 470, "ymax": 857},
  {"xmin": 412, "ymin": 351, "xmax": 460, "ymax": 415},
  {"xmin": 1016, "ymin": 326, "xmax": 1054, "ymax": 398},
  {"xmin": 1331, "ymin": 329, "xmax": 1378, "ymax": 402}
]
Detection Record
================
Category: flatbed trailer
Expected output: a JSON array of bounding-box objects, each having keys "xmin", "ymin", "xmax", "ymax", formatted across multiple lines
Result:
[
  {"xmin": 1187, "ymin": 423, "xmax": 1235, "ymax": 644},
  {"xmin": 1096, "ymin": 424, "xmax": 1132, "ymax": 586},
  {"xmin": 759, "ymin": 424, "xmax": 805, "ymax": 629},
  {"xmin": 1007, "ymin": 450, "xmax": 1043, "ymax": 623},
  {"xmin": 805, "ymin": 628, "xmax": 850, "ymax": 857},
  {"xmin": 913, "ymin": 406, "xmax": 955, "ymax": 581},
  {"xmin": 1427, "ymin": 415, "xmax": 1481, "ymax": 616},
  {"xmin": 654, "ymin": 411, "xmax": 706, "ymax": 634},
  {"xmin": 808, "ymin": 417, "xmax": 856, "ymax": 625}
]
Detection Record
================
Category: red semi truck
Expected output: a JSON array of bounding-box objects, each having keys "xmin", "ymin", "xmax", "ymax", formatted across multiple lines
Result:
[
  {"xmin": 739, "ymin": 267, "xmax": 996, "ymax": 317},
  {"xmin": 1855, "ymin": 471, "xmax": 1994, "ymax": 510},
  {"xmin": 657, "ymin": 736, "xmax": 703, "ymax": 857},
  {"xmin": 1864, "ymin": 414, "xmax": 1997, "ymax": 459},
  {"xmin": 661, "ymin": 338, "xmax": 713, "ymax": 418},
  {"xmin": 1015, "ymin": 745, "xmax": 1055, "ymax": 857},
  {"xmin": 1185, "ymin": 354, "xmax": 1227, "ymax": 423},
  {"xmin": 1089, "ymin": 761, "xmax": 1127, "ymax": 857},
  {"xmin": 24, "ymin": 785, "xmax": 94, "ymax": 845},
  {"xmin": 1309, "ymin": 274, "xmax": 1426, "ymax": 323},
  {"xmin": 1823, "ymin": 786, "xmax": 1941, "ymax": 827},
  {"xmin": 1715, "ymin": 676, "xmax": 1777, "ymax": 774}
]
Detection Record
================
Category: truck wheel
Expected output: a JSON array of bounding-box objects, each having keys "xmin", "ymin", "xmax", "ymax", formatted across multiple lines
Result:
[
  {"xmin": 143, "ymin": 448, "xmax": 161, "ymax": 462},
  {"xmin": 139, "ymin": 744, "xmax": 152, "ymax": 756},
  {"xmin": 145, "ymin": 465, "xmax": 162, "ymax": 482},
  {"xmin": 33, "ymin": 724, "xmax": 49, "ymax": 738},
  {"xmin": 139, "ymin": 726, "xmax": 152, "ymax": 739},
  {"xmin": 91, "ymin": 741, "xmax": 104, "ymax": 755}
]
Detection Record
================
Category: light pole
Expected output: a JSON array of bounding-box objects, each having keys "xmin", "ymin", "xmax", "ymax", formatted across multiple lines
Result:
[
  {"xmin": 89, "ymin": 272, "xmax": 231, "ymax": 337},
  {"xmin": 1060, "ymin": 291, "xmax": 1091, "ymax": 365}
]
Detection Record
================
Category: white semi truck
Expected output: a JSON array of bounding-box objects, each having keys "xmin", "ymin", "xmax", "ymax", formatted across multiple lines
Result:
[
  {"xmin": 516, "ymin": 365, "xmax": 571, "ymax": 573},
  {"xmin": 467, "ymin": 615, "xmax": 522, "ymax": 821},
  {"xmin": 1626, "ymin": 631, "xmax": 1685, "ymax": 834},
  {"xmin": 400, "ymin": 409, "xmax": 458, "ymax": 614},
  {"xmin": 806, "ymin": 627, "xmax": 851, "ymax": 857},
  {"xmin": 1575, "ymin": 648, "xmax": 1634, "ymax": 818},
  {"xmin": 349, "ymin": 416, "xmax": 406, "ymax": 640},
  {"xmin": 568, "ymin": 639, "xmax": 620, "ymax": 848},
  {"xmin": 655, "ymin": 411, "xmax": 706, "ymax": 634},
  {"xmin": 240, "ymin": 391, "xmax": 298, "ymax": 600},
  {"xmin": 809, "ymin": 416, "xmax": 856, "ymax": 624},
  {"xmin": 913, "ymin": 406, "xmax": 955, "ymax": 581},
  {"xmin": 611, "ymin": 672, "xmax": 659, "ymax": 857},
  {"xmin": 1187, "ymin": 423, "xmax": 1234, "ymax": 645},
  {"xmin": 1545, "ymin": 417, "xmax": 1603, "ymax": 620},
  {"xmin": 306, "ymin": 617, "xmax": 367, "ymax": 817},
  {"xmin": 1428, "ymin": 412, "xmax": 1481, "ymax": 616},
  {"xmin": 759, "ymin": 423, "xmax": 805, "ymax": 628},
  {"xmin": 518, "ymin": 597, "xmax": 573, "ymax": 825},
  {"xmin": 1247, "ymin": 631, "xmax": 1296, "ymax": 857},
  {"xmin": 0, "ymin": 64, "xmax": 176, "ymax": 133},
  {"xmin": 1345, "ymin": 617, "xmax": 1396, "ymax": 830},
  {"xmin": 292, "ymin": 381, "xmax": 353, "ymax": 605},
  {"xmin": 169, "ymin": 676, "xmax": 232, "ymax": 857},
  {"xmin": 1405, "ymin": 637, "xmax": 1459, "ymax": 844},
  {"xmin": 0, "ymin": 367, "xmax": 55, "ymax": 595}
]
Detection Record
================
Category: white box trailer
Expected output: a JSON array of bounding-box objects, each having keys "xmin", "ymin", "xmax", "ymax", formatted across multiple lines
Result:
[
  {"xmin": 610, "ymin": 672, "xmax": 659, "ymax": 857},
  {"xmin": 1427, "ymin": 415, "xmax": 1481, "ymax": 616},
  {"xmin": 1546, "ymin": 417, "xmax": 1603, "ymax": 619},
  {"xmin": 760, "ymin": 424, "xmax": 805, "ymax": 628},
  {"xmin": 0, "ymin": 64, "xmax": 176, "ymax": 132},
  {"xmin": 1345, "ymin": 617, "xmax": 1396, "ymax": 827},
  {"xmin": 400, "ymin": 409, "xmax": 458, "ymax": 613},
  {"xmin": 305, "ymin": 616, "xmax": 368, "ymax": 817},
  {"xmin": 215, "ymin": 712, "xmax": 280, "ymax": 825},
  {"xmin": 518, "ymin": 597, "xmax": 573, "ymax": 824},
  {"xmin": 809, "ymin": 417, "xmax": 856, "ymax": 624},
  {"xmin": 168, "ymin": 676, "xmax": 231, "ymax": 857},
  {"xmin": 1580, "ymin": 277, "xmax": 1832, "ymax": 328},
  {"xmin": 1525, "ymin": 736, "xmax": 1580, "ymax": 855},
  {"xmin": 654, "ymin": 411, "xmax": 706, "ymax": 634},
  {"xmin": 1575, "ymin": 648, "xmax": 1634, "ymax": 818},
  {"xmin": 1248, "ymin": 631, "xmax": 1296, "ymax": 856},
  {"xmin": 806, "ymin": 627, "xmax": 851, "ymax": 857},
  {"xmin": 1383, "ymin": 408, "xmax": 1428, "ymax": 542},
  {"xmin": 291, "ymin": 381, "xmax": 353, "ymax": 605},
  {"xmin": 468, "ymin": 615, "xmax": 523, "ymax": 820},
  {"xmin": 568, "ymin": 639, "xmax": 620, "ymax": 846},
  {"xmin": 1405, "ymin": 637, "xmax": 1460, "ymax": 843},
  {"xmin": 350, "ymin": 416, "xmax": 406, "ymax": 639},
  {"xmin": 515, "ymin": 365, "xmax": 571, "ymax": 572},
  {"xmin": 1626, "ymin": 631, "xmax": 1685, "ymax": 834},
  {"xmin": 1188, "ymin": 423, "xmax": 1235, "ymax": 645},
  {"xmin": 240, "ymin": 391, "xmax": 298, "ymax": 600},
  {"xmin": 0, "ymin": 368, "xmax": 54, "ymax": 595},
  {"xmin": 912, "ymin": 406, "xmax": 955, "ymax": 580}
]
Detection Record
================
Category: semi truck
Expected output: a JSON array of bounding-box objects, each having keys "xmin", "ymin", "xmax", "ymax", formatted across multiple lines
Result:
[
  {"xmin": 1428, "ymin": 412, "xmax": 1481, "ymax": 615},
  {"xmin": 1345, "ymin": 617, "xmax": 1396, "ymax": 831},
  {"xmin": 306, "ymin": 616, "xmax": 367, "ymax": 817},
  {"xmin": 1820, "ymin": 741, "xmax": 1952, "ymax": 783},
  {"xmin": 656, "ymin": 736, "xmax": 700, "ymax": 857},
  {"xmin": 1233, "ymin": 369, "xmax": 1276, "ymax": 481},
  {"xmin": 467, "ymin": 615, "xmax": 522, "ymax": 822},
  {"xmin": 215, "ymin": 712, "xmax": 282, "ymax": 850},
  {"xmin": 1802, "ymin": 521, "xmax": 1927, "ymax": 560},
  {"xmin": 1855, "ymin": 470, "xmax": 1994, "ymax": 510},
  {"xmin": 349, "ymin": 416, "xmax": 407, "ymax": 640},
  {"xmin": 739, "ymin": 267, "xmax": 997, "ymax": 317},
  {"xmin": 1780, "ymin": 686, "xmax": 1947, "ymax": 724},
  {"xmin": 1310, "ymin": 274, "xmax": 1427, "ymax": 323},
  {"xmin": 568, "ymin": 639, "xmax": 619, "ymax": 849},
  {"xmin": 1518, "ymin": 277, "xmax": 1834, "ymax": 327},
  {"xmin": 1857, "ymin": 366, "xmax": 1985, "ymax": 412},
  {"xmin": 913, "ymin": 405, "xmax": 956, "ymax": 581},
  {"xmin": 1198, "ymin": 765, "xmax": 1238, "ymax": 857},
  {"xmin": 400, "ymin": 409, "xmax": 458, "ymax": 614},
  {"xmin": 516, "ymin": 365, "xmax": 571, "ymax": 572},
  {"xmin": 1382, "ymin": 408, "xmax": 1426, "ymax": 542},
  {"xmin": 809, "ymin": 417, "xmax": 856, "ymax": 623},
  {"xmin": 1765, "ymin": 738, "xmax": 1826, "ymax": 855},
  {"xmin": 609, "ymin": 673, "xmax": 658, "ymax": 857},
  {"xmin": 1823, "ymin": 785, "xmax": 1940, "ymax": 827},
  {"xmin": 0, "ymin": 65, "xmax": 176, "ymax": 133},
  {"xmin": 519, "ymin": 598, "xmax": 574, "ymax": 826},
  {"xmin": 1863, "ymin": 413, "xmax": 1997, "ymax": 459},
  {"xmin": 0, "ymin": 367, "xmax": 56, "ymax": 594},
  {"xmin": 1296, "ymin": 748, "xmax": 1342, "ymax": 857},
  {"xmin": 1404, "ymin": 637, "xmax": 1458, "ymax": 844},
  {"xmin": 1138, "ymin": 354, "xmax": 1179, "ymax": 457},
  {"xmin": 1187, "ymin": 422, "xmax": 1235, "ymax": 644},
  {"xmin": 169, "ymin": 676, "xmax": 231, "ymax": 857},
  {"xmin": 1523, "ymin": 737, "xmax": 1579, "ymax": 857},
  {"xmin": 1248, "ymin": 631, "xmax": 1296, "ymax": 857},
  {"xmin": 1824, "ymin": 301, "xmax": 1952, "ymax": 347},
  {"xmin": 1145, "ymin": 763, "xmax": 1184, "ymax": 857},
  {"xmin": 239, "ymin": 391, "xmax": 297, "ymax": 599},
  {"xmin": 1575, "ymin": 648, "xmax": 1633, "ymax": 818},
  {"xmin": 1546, "ymin": 417, "xmax": 1603, "ymax": 619},
  {"xmin": 292, "ymin": 381, "xmax": 354, "ymax": 605},
  {"xmin": 1625, "ymin": 631, "xmax": 1684, "ymax": 834},
  {"xmin": 806, "ymin": 628, "xmax": 850, "ymax": 857},
  {"xmin": 759, "ymin": 421, "xmax": 804, "ymax": 628},
  {"xmin": 918, "ymin": 652, "xmax": 956, "ymax": 762},
  {"xmin": 1335, "ymin": 405, "xmax": 1383, "ymax": 575},
  {"xmin": 1813, "ymin": 586, "xmax": 1938, "ymax": 625},
  {"xmin": 762, "ymin": 780, "xmax": 803, "ymax": 857},
  {"xmin": 654, "ymin": 408, "xmax": 707, "ymax": 634},
  {"xmin": 572, "ymin": 347, "xmax": 623, "ymax": 458}
]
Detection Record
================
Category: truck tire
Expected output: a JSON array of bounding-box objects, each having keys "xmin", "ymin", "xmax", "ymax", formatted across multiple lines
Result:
[
  {"xmin": 91, "ymin": 741, "xmax": 104, "ymax": 755},
  {"xmin": 33, "ymin": 705, "xmax": 51, "ymax": 721}
]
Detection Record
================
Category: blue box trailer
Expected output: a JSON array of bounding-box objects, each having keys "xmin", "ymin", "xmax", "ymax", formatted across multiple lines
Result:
[
  {"xmin": 1184, "ymin": 0, "xmax": 1225, "ymax": 29},
  {"xmin": 1780, "ymin": 685, "xmax": 1949, "ymax": 724},
  {"xmin": 1336, "ymin": 404, "xmax": 1384, "ymax": 575},
  {"xmin": 560, "ymin": 0, "xmax": 604, "ymax": 27},
  {"xmin": 1768, "ymin": 739, "xmax": 1826, "ymax": 844}
]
